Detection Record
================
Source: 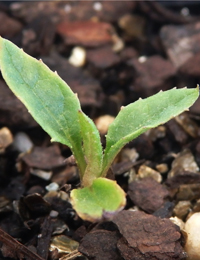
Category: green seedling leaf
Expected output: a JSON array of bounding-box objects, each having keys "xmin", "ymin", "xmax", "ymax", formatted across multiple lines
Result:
[
  {"xmin": 0, "ymin": 37, "xmax": 199, "ymax": 223},
  {"xmin": 70, "ymin": 177, "xmax": 126, "ymax": 222},
  {"xmin": 0, "ymin": 37, "xmax": 86, "ymax": 175},
  {"xmin": 102, "ymin": 87, "xmax": 199, "ymax": 176},
  {"xmin": 78, "ymin": 111, "xmax": 103, "ymax": 187}
]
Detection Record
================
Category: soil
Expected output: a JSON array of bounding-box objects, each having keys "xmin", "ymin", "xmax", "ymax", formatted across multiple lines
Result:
[{"xmin": 0, "ymin": 1, "xmax": 200, "ymax": 260}]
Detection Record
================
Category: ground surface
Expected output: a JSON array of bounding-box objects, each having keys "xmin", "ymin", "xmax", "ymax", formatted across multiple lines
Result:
[{"xmin": 1, "ymin": 1, "xmax": 200, "ymax": 260}]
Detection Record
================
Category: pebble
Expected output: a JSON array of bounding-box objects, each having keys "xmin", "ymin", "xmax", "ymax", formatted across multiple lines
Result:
[
  {"xmin": 168, "ymin": 149, "xmax": 199, "ymax": 178},
  {"xmin": 68, "ymin": 46, "xmax": 86, "ymax": 67},
  {"xmin": 175, "ymin": 112, "xmax": 199, "ymax": 138},
  {"xmin": 176, "ymin": 183, "xmax": 200, "ymax": 201},
  {"xmin": 30, "ymin": 168, "xmax": 52, "ymax": 181},
  {"xmin": 193, "ymin": 198, "xmax": 200, "ymax": 212},
  {"xmin": 120, "ymin": 148, "xmax": 139, "ymax": 162},
  {"xmin": 173, "ymin": 201, "xmax": 192, "ymax": 220},
  {"xmin": 50, "ymin": 235, "xmax": 79, "ymax": 254},
  {"xmin": 138, "ymin": 165, "xmax": 162, "ymax": 183},
  {"xmin": 170, "ymin": 216, "xmax": 185, "ymax": 231},
  {"xmin": 118, "ymin": 14, "xmax": 146, "ymax": 41},
  {"xmin": 112, "ymin": 34, "xmax": 124, "ymax": 52},
  {"xmin": 12, "ymin": 132, "xmax": 33, "ymax": 153},
  {"xmin": 93, "ymin": 2, "xmax": 102, "ymax": 11},
  {"xmin": 156, "ymin": 163, "xmax": 168, "ymax": 174},
  {"xmin": 185, "ymin": 213, "xmax": 200, "ymax": 260},
  {"xmin": 50, "ymin": 210, "xmax": 59, "ymax": 218},
  {"xmin": 95, "ymin": 115, "xmax": 115, "ymax": 135},
  {"xmin": 0, "ymin": 127, "xmax": 13, "ymax": 153},
  {"xmin": 46, "ymin": 182, "xmax": 59, "ymax": 192}
]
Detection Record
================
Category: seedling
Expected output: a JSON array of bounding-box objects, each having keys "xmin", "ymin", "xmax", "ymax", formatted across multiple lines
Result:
[{"xmin": 0, "ymin": 37, "xmax": 198, "ymax": 222}]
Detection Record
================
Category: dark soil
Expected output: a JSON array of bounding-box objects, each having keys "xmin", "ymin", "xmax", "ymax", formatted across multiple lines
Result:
[{"xmin": 1, "ymin": 1, "xmax": 200, "ymax": 260}]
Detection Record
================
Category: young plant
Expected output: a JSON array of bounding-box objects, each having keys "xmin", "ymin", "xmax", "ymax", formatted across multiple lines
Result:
[{"xmin": 0, "ymin": 37, "xmax": 198, "ymax": 222}]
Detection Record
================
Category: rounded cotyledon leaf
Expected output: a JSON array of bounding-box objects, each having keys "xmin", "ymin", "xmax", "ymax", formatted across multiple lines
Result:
[
  {"xmin": 0, "ymin": 37, "xmax": 86, "ymax": 175},
  {"xmin": 70, "ymin": 177, "xmax": 126, "ymax": 222},
  {"xmin": 101, "ymin": 87, "xmax": 199, "ymax": 176}
]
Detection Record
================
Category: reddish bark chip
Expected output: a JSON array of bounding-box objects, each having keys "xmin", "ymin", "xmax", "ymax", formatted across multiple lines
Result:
[
  {"xmin": 131, "ymin": 134, "xmax": 154, "ymax": 159},
  {"xmin": 112, "ymin": 211, "xmax": 185, "ymax": 260},
  {"xmin": 120, "ymin": 47, "xmax": 138, "ymax": 61},
  {"xmin": 21, "ymin": 146, "xmax": 65, "ymax": 170},
  {"xmin": 129, "ymin": 55, "xmax": 176, "ymax": 96},
  {"xmin": 160, "ymin": 22, "xmax": 200, "ymax": 69},
  {"xmin": 0, "ymin": 80, "xmax": 37, "ymax": 128},
  {"xmin": 79, "ymin": 230, "xmax": 123, "ymax": 260},
  {"xmin": 166, "ymin": 119, "xmax": 189, "ymax": 145},
  {"xmin": 165, "ymin": 171, "xmax": 200, "ymax": 189},
  {"xmin": 128, "ymin": 177, "xmax": 169, "ymax": 213},
  {"xmin": 0, "ymin": 11, "xmax": 22, "ymax": 38},
  {"xmin": 179, "ymin": 52, "xmax": 200, "ymax": 77},
  {"xmin": 87, "ymin": 46, "xmax": 120, "ymax": 69},
  {"xmin": 21, "ymin": 15, "xmax": 56, "ymax": 56},
  {"xmin": 57, "ymin": 21, "xmax": 113, "ymax": 47},
  {"xmin": 153, "ymin": 201, "xmax": 175, "ymax": 218}
]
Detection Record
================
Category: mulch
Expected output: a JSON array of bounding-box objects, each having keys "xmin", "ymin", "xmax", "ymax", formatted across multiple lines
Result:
[{"xmin": 1, "ymin": 1, "xmax": 200, "ymax": 259}]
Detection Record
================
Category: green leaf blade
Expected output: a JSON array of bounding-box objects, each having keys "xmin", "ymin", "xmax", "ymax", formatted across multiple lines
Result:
[
  {"xmin": 102, "ymin": 87, "xmax": 199, "ymax": 176},
  {"xmin": 78, "ymin": 111, "xmax": 103, "ymax": 186},
  {"xmin": 0, "ymin": 37, "xmax": 86, "ymax": 174},
  {"xmin": 70, "ymin": 177, "xmax": 126, "ymax": 222}
]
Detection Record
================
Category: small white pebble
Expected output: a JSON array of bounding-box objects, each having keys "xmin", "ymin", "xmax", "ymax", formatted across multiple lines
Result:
[
  {"xmin": 93, "ymin": 2, "xmax": 102, "ymax": 11},
  {"xmin": 138, "ymin": 56, "xmax": 147, "ymax": 63},
  {"xmin": 50, "ymin": 210, "xmax": 59, "ymax": 218},
  {"xmin": 10, "ymin": 3, "xmax": 22, "ymax": 11},
  {"xmin": 181, "ymin": 7, "xmax": 190, "ymax": 17},
  {"xmin": 13, "ymin": 132, "xmax": 33, "ymax": 153},
  {"xmin": 112, "ymin": 34, "xmax": 124, "ymax": 52},
  {"xmin": 185, "ymin": 212, "xmax": 200, "ymax": 260},
  {"xmin": 68, "ymin": 46, "xmax": 86, "ymax": 67},
  {"xmin": 46, "ymin": 182, "xmax": 59, "ymax": 192},
  {"xmin": 31, "ymin": 169, "xmax": 52, "ymax": 181},
  {"xmin": 64, "ymin": 4, "xmax": 71, "ymax": 13}
]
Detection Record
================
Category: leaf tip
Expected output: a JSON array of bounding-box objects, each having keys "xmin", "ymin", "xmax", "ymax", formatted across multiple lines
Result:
[
  {"xmin": 120, "ymin": 106, "xmax": 124, "ymax": 110},
  {"xmin": 159, "ymin": 90, "xmax": 163, "ymax": 93},
  {"xmin": 139, "ymin": 97, "xmax": 142, "ymax": 100},
  {"xmin": 39, "ymin": 59, "xmax": 43, "ymax": 63},
  {"xmin": 54, "ymin": 70, "xmax": 58, "ymax": 75},
  {"xmin": 173, "ymin": 86, "xmax": 177, "ymax": 89}
]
